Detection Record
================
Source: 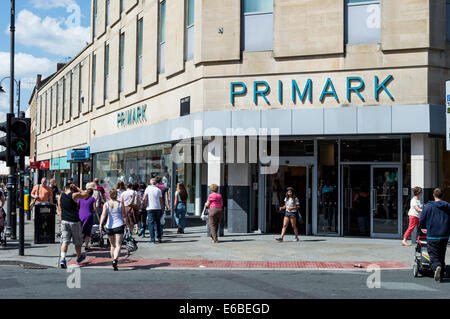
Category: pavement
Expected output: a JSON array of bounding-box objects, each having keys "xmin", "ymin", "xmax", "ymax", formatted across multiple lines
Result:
[{"xmin": 2, "ymin": 217, "xmax": 448, "ymax": 271}]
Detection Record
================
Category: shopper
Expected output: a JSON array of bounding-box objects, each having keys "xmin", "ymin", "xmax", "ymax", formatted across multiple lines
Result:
[
  {"xmin": 100, "ymin": 189, "xmax": 126, "ymax": 271},
  {"xmin": 120, "ymin": 183, "xmax": 138, "ymax": 234},
  {"xmin": 78, "ymin": 183, "xmax": 97, "ymax": 251},
  {"xmin": 50, "ymin": 178, "xmax": 60, "ymax": 204},
  {"xmin": 92, "ymin": 180, "xmax": 105, "ymax": 225},
  {"xmin": 116, "ymin": 181, "xmax": 126, "ymax": 200},
  {"xmin": 143, "ymin": 178, "xmax": 164, "ymax": 243},
  {"xmin": 402, "ymin": 186, "xmax": 423, "ymax": 246},
  {"xmin": 276, "ymin": 187, "xmax": 300, "ymax": 242},
  {"xmin": 94, "ymin": 178, "xmax": 106, "ymax": 198},
  {"xmin": 31, "ymin": 178, "xmax": 53, "ymax": 204},
  {"xmin": 174, "ymin": 183, "xmax": 188, "ymax": 234},
  {"xmin": 57, "ymin": 184, "xmax": 88, "ymax": 269},
  {"xmin": 205, "ymin": 184, "xmax": 223, "ymax": 243},
  {"xmin": 419, "ymin": 188, "xmax": 450, "ymax": 282},
  {"xmin": 137, "ymin": 183, "xmax": 147, "ymax": 238}
]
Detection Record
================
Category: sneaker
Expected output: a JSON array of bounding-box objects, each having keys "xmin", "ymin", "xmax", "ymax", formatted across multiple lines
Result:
[
  {"xmin": 76, "ymin": 253, "xmax": 86, "ymax": 264},
  {"xmin": 435, "ymin": 266, "xmax": 442, "ymax": 282},
  {"xmin": 158, "ymin": 239, "xmax": 162, "ymax": 243},
  {"xmin": 60, "ymin": 259, "xmax": 67, "ymax": 269},
  {"xmin": 275, "ymin": 238, "xmax": 283, "ymax": 242},
  {"xmin": 294, "ymin": 237, "xmax": 299, "ymax": 242}
]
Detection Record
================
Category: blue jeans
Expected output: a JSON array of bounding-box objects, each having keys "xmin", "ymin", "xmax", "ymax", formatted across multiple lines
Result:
[
  {"xmin": 147, "ymin": 210, "xmax": 162, "ymax": 242},
  {"xmin": 138, "ymin": 210, "xmax": 147, "ymax": 234},
  {"xmin": 175, "ymin": 203, "xmax": 187, "ymax": 229}
]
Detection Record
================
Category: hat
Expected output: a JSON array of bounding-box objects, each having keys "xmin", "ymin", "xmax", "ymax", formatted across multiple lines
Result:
[{"xmin": 86, "ymin": 182, "xmax": 96, "ymax": 190}]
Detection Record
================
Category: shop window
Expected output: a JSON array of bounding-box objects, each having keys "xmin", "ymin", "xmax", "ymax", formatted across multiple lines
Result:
[
  {"xmin": 242, "ymin": 0, "xmax": 273, "ymax": 52},
  {"xmin": 159, "ymin": 1, "xmax": 166, "ymax": 74},
  {"xmin": 341, "ymin": 139, "xmax": 401, "ymax": 162},
  {"xmin": 345, "ymin": 0, "xmax": 381, "ymax": 44},
  {"xmin": 186, "ymin": 0, "xmax": 194, "ymax": 61},
  {"xmin": 317, "ymin": 140, "xmax": 339, "ymax": 234},
  {"xmin": 279, "ymin": 140, "xmax": 314, "ymax": 157}
]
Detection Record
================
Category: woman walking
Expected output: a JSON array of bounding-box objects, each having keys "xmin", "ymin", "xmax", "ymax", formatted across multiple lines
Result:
[
  {"xmin": 100, "ymin": 189, "xmax": 126, "ymax": 271},
  {"xmin": 276, "ymin": 187, "xmax": 300, "ymax": 242},
  {"xmin": 205, "ymin": 184, "xmax": 223, "ymax": 243},
  {"xmin": 78, "ymin": 183, "xmax": 97, "ymax": 251},
  {"xmin": 116, "ymin": 181, "xmax": 126, "ymax": 200},
  {"xmin": 137, "ymin": 183, "xmax": 147, "ymax": 238},
  {"xmin": 174, "ymin": 183, "xmax": 188, "ymax": 234},
  {"xmin": 402, "ymin": 186, "xmax": 423, "ymax": 246}
]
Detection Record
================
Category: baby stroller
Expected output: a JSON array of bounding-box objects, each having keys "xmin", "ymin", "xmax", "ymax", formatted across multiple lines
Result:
[
  {"xmin": 413, "ymin": 228, "xmax": 433, "ymax": 277},
  {"xmin": 90, "ymin": 224, "xmax": 105, "ymax": 247},
  {"xmin": 0, "ymin": 209, "xmax": 6, "ymax": 247}
]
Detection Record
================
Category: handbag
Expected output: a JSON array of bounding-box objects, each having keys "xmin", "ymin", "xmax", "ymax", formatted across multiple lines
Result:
[
  {"xmin": 200, "ymin": 205, "xmax": 209, "ymax": 221},
  {"xmin": 160, "ymin": 212, "xmax": 166, "ymax": 226},
  {"xmin": 122, "ymin": 229, "xmax": 138, "ymax": 255},
  {"xmin": 127, "ymin": 191, "xmax": 141, "ymax": 212}
]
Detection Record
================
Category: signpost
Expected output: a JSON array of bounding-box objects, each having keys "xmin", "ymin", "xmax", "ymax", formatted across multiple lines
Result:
[{"xmin": 446, "ymin": 81, "xmax": 450, "ymax": 151}]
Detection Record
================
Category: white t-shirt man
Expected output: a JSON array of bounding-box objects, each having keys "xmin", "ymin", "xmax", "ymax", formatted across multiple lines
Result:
[
  {"xmin": 408, "ymin": 197, "xmax": 423, "ymax": 218},
  {"xmin": 145, "ymin": 185, "xmax": 163, "ymax": 210},
  {"xmin": 120, "ymin": 189, "xmax": 135, "ymax": 207}
]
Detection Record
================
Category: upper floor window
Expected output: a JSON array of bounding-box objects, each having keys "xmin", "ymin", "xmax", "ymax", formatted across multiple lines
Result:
[
  {"xmin": 186, "ymin": 0, "xmax": 194, "ymax": 61},
  {"xmin": 93, "ymin": 0, "xmax": 98, "ymax": 38},
  {"xmin": 345, "ymin": 0, "xmax": 381, "ymax": 44},
  {"xmin": 106, "ymin": 0, "xmax": 110, "ymax": 27},
  {"xmin": 105, "ymin": 44, "xmax": 110, "ymax": 99},
  {"xmin": 92, "ymin": 54, "xmax": 97, "ymax": 105},
  {"xmin": 159, "ymin": 1, "xmax": 166, "ymax": 74},
  {"xmin": 119, "ymin": 32, "xmax": 125, "ymax": 93},
  {"xmin": 137, "ymin": 18, "xmax": 143, "ymax": 84},
  {"xmin": 120, "ymin": 0, "xmax": 125, "ymax": 14},
  {"xmin": 242, "ymin": 0, "xmax": 273, "ymax": 52}
]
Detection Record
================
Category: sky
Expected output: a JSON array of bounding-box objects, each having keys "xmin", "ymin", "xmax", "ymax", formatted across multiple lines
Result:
[{"xmin": 0, "ymin": 0, "xmax": 92, "ymax": 121}]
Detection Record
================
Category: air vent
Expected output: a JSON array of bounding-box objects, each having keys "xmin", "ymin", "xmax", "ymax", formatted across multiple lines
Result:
[{"xmin": 180, "ymin": 97, "xmax": 190, "ymax": 117}]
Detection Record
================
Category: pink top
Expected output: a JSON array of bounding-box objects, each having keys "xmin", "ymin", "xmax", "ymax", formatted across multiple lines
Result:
[{"xmin": 208, "ymin": 192, "xmax": 223, "ymax": 209}]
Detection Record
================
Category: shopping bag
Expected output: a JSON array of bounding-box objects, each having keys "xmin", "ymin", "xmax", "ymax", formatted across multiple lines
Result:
[
  {"xmin": 200, "ymin": 206, "xmax": 209, "ymax": 221},
  {"xmin": 160, "ymin": 212, "xmax": 166, "ymax": 225}
]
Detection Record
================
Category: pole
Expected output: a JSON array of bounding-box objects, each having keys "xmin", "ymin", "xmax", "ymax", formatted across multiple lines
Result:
[
  {"xmin": 6, "ymin": 0, "xmax": 16, "ymax": 240},
  {"xmin": 17, "ymin": 80, "xmax": 20, "ymax": 117},
  {"xmin": 18, "ymin": 168, "xmax": 24, "ymax": 256}
]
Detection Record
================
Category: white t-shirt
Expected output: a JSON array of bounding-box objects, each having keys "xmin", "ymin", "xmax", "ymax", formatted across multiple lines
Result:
[
  {"xmin": 285, "ymin": 197, "xmax": 300, "ymax": 213},
  {"xmin": 145, "ymin": 185, "xmax": 163, "ymax": 210},
  {"xmin": 120, "ymin": 189, "xmax": 135, "ymax": 206},
  {"xmin": 408, "ymin": 197, "xmax": 422, "ymax": 218}
]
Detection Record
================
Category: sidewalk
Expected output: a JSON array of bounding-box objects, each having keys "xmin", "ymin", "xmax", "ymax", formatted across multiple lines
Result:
[{"xmin": 1, "ymin": 219, "xmax": 446, "ymax": 270}]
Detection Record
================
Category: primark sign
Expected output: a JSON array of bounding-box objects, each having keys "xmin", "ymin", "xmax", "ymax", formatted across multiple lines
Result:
[
  {"xmin": 230, "ymin": 76, "xmax": 394, "ymax": 106},
  {"xmin": 117, "ymin": 104, "xmax": 148, "ymax": 129}
]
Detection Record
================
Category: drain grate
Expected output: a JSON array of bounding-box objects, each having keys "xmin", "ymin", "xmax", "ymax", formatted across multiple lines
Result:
[{"xmin": 0, "ymin": 260, "xmax": 50, "ymax": 270}]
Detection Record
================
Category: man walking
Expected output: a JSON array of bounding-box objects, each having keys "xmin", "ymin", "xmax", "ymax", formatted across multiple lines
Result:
[
  {"xmin": 31, "ymin": 178, "xmax": 53, "ymax": 204},
  {"xmin": 143, "ymin": 178, "xmax": 164, "ymax": 244},
  {"xmin": 419, "ymin": 188, "xmax": 450, "ymax": 282},
  {"xmin": 57, "ymin": 184, "xmax": 88, "ymax": 268}
]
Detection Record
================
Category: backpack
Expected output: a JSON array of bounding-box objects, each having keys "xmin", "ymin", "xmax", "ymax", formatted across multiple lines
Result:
[{"xmin": 127, "ymin": 191, "xmax": 141, "ymax": 212}]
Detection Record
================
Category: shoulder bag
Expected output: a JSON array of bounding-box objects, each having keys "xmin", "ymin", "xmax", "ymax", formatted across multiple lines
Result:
[{"xmin": 30, "ymin": 184, "xmax": 41, "ymax": 211}]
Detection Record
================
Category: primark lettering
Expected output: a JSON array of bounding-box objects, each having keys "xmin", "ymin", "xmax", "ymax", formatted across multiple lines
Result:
[
  {"xmin": 117, "ymin": 104, "xmax": 148, "ymax": 128},
  {"xmin": 230, "ymin": 75, "xmax": 394, "ymax": 105}
]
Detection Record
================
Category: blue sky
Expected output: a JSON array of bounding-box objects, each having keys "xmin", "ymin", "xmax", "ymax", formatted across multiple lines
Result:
[{"xmin": 0, "ymin": 0, "xmax": 92, "ymax": 119}]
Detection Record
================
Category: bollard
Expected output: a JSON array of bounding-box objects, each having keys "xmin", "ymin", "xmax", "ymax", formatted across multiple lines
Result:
[{"xmin": 24, "ymin": 194, "xmax": 30, "ymax": 221}]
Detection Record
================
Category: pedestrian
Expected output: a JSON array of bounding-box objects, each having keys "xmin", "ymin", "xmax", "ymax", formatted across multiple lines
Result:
[
  {"xmin": 419, "ymin": 188, "xmax": 450, "ymax": 282},
  {"xmin": 94, "ymin": 178, "xmax": 106, "ymax": 198},
  {"xmin": 155, "ymin": 176, "xmax": 169, "ymax": 236},
  {"xmin": 50, "ymin": 178, "xmax": 60, "ymax": 204},
  {"xmin": 276, "ymin": 187, "xmax": 300, "ymax": 242},
  {"xmin": 174, "ymin": 182, "xmax": 188, "ymax": 234},
  {"xmin": 116, "ymin": 181, "xmax": 126, "ymax": 200},
  {"xmin": 120, "ymin": 183, "xmax": 138, "ymax": 234},
  {"xmin": 78, "ymin": 183, "xmax": 97, "ymax": 251},
  {"xmin": 31, "ymin": 178, "xmax": 53, "ymax": 205},
  {"xmin": 137, "ymin": 183, "xmax": 147, "ymax": 238},
  {"xmin": 57, "ymin": 184, "xmax": 88, "ymax": 269},
  {"xmin": 205, "ymin": 184, "xmax": 223, "ymax": 243},
  {"xmin": 100, "ymin": 189, "xmax": 126, "ymax": 271},
  {"xmin": 143, "ymin": 178, "xmax": 164, "ymax": 243},
  {"xmin": 402, "ymin": 186, "xmax": 423, "ymax": 246},
  {"xmin": 92, "ymin": 179, "xmax": 105, "ymax": 225}
]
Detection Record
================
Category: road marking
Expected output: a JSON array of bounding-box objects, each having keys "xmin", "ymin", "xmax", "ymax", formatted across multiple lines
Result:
[{"xmin": 381, "ymin": 282, "xmax": 438, "ymax": 291}]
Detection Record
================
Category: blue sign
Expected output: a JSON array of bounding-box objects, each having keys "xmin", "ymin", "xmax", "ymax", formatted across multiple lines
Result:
[{"xmin": 67, "ymin": 147, "xmax": 90, "ymax": 162}]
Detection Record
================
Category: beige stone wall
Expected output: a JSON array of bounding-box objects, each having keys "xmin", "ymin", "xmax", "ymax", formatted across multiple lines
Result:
[{"xmin": 35, "ymin": 0, "xmax": 449, "ymax": 161}]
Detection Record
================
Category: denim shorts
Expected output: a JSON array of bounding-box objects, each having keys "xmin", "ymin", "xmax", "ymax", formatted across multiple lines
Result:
[
  {"xmin": 105, "ymin": 225, "xmax": 125, "ymax": 236},
  {"xmin": 285, "ymin": 211, "xmax": 297, "ymax": 219}
]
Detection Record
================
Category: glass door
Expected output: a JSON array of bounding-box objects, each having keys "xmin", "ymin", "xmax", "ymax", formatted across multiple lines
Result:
[{"xmin": 371, "ymin": 166, "xmax": 401, "ymax": 238}]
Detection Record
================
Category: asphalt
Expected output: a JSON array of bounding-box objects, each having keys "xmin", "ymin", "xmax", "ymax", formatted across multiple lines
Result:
[{"xmin": 1, "ymin": 217, "xmax": 448, "ymax": 271}]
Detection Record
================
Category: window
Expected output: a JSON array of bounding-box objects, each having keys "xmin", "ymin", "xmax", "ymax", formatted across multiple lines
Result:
[
  {"xmin": 185, "ymin": 0, "xmax": 194, "ymax": 61},
  {"xmin": 242, "ymin": 0, "xmax": 273, "ymax": 52},
  {"xmin": 93, "ymin": 0, "xmax": 98, "ymax": 38},
  {"xmin": 70, "ymin": 71, "xmax": 74, "ymax": 118},
  {"xmin": 345, "ymin": 0, "xmax": 381, "ymax": 44},
  {"xmin": 106, "ymin": 0, "xmax": 110, "ymax": 27},
  {"xmin": 159, "ymin": 1, "xmax": 166, "ymax": 74},
  {"xmin": 119, "ymin": 32, "xmax": 125, "ymax": 93},
  {"xmin": 137, "ymin": 18, "xmax": 143, "ymax": 85},
  {"xmin": 105, "ymin": 44, "xmax": 109, "ymax": 100},
  {"xmin": 92, "ymin": 55, "xmax": 96, "ymax": 106},
  {"xmin": 447, "ymin": 0, "xmax": 450, "ymax": 42},
  {"xmin": 62, "ymin": 78, "xmax": 65, "ymax": 122}
]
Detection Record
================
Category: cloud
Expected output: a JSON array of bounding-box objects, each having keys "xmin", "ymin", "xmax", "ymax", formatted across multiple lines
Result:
[
  {"xmin": 0, "ymin": 52, "xmax": 55, "ymax": 79},
  {"xmin": 29, "ymin": 0, "xmax": 77, "ymax": 10},
  {"xmin": 14, "ymin": 9, "xmax": 90, "ymax": 57}
]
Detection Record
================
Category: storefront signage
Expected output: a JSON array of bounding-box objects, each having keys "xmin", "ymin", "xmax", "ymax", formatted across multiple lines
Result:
[
  {"xmin": 50, "ymin": 158, "xmax": 60, "ymax": 171},
  {"xmin": 117, "ymin": 104, "xmax": 148, "ymax": 129},
  {"xmin": 39, "ymin": 161, "xmax": 50, "ymax": 170},
  {"xmin": 67, "ymin": 147, "xmax": 91, "ymax": 162},
  {"xmin": 60, "ymin": 157, "xmax": 71, "ymax": 170},
  {"xmin": 30, "ymin": 162, "xmax": 40, "ymax": 169},
  {"xmin": 230, "ymin": 76, "xmax": 394, "ymax": 105},
  {"xmin": 446, "ymin": 81, "xmax": 450, "ymax": 151}
]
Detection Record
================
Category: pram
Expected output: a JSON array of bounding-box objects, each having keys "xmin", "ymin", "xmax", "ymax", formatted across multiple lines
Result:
[
  {"xmin": 90, "ymin": 224, "xmax": 105, "ymax": 247},
  {"xmin": 413, "ymin": 228, "xmax": 433, "ymax": 277}
]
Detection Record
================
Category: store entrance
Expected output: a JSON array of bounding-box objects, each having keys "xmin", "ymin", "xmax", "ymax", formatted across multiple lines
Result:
[{"xmin": 265, "ymin": 163, "xmax": 312, "ymax": 235}]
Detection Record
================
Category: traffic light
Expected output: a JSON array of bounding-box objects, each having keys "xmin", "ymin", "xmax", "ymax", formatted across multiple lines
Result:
[
  {"xmin": 0, "ymin": 113, "xmax": 14, "ymax": 167},
  {"xmin": 10, "ymin": 117, "xmax": 31, "ymax": 158}
]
